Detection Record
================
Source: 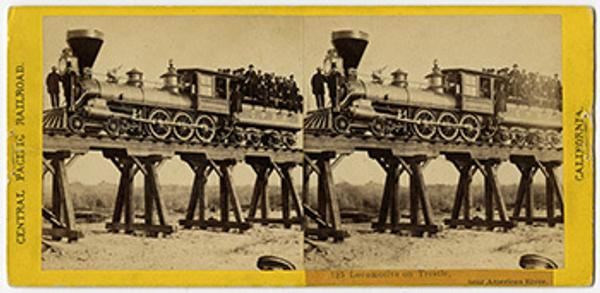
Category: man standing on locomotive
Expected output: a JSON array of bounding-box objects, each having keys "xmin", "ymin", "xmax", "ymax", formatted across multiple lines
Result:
[
  {"xmin": 327, "ymin": 63, "xmax": 343, "ymax": 111},
  {"xmin": 311, "ymin": 67, "xmax": 326, "ymax": 109},
  {"xmin": 46, "ymin": 66, "xmax": 62, "ymax": 108},
  {"xmin": 62, "ymin": 61, "xmax": 78, "ymax": 111},
  {"xmin": 244, "ymin": 64, "xmax": 259, "ymax": 99}
]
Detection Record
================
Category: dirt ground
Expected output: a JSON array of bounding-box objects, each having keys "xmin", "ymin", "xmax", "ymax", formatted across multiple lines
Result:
[
  {"xmin": 42, "ymin": 211, "xmax": 563, "ymax": 271},
  {"xmin": 42, "ymin": 212, "xmax": 304, "ymax": 271},
  {"xmin": 304, "ymin": 221, "xmax": 563, "ymax": 270}
]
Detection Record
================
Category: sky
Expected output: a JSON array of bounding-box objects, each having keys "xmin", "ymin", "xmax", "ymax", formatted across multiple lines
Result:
[{"xmin": 43, "ymin": 14, "xmax": 562, "ymax": 187}]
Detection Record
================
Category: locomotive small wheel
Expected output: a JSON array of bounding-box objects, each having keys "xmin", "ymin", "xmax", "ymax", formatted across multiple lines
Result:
[
  {"xmin": 104, "ymin": 117, "xmax": 122, "ymax": 138},
  {"xmin": 480, "ymin": 120, "xmax": 498, "ymax": 142},
  {"xmin": 67, "ymin": 114, "xmax": 86, "ymax": 135},
  {"xmin": 458, "ymin": 114, "xmax": 481, "ymax": 143},
  {"xmin": 548, "ymin": 130, "xmax": 562, "ymax": 149},
  {"xmin": 495, "ymin": 126, "xmax": 512, "ymax": 146},
  {"xmin": 147, "ymin": 108, "xmax": 173, "ymax": 141},
  {"xmin": 412, "ymin": 109, "xmax": 437, "ymax": 140},
  {"xmin": 282, "ymin": 132, "xmax": 296, "ymax": 149},
  {"xmin": 229, "ymin": 127, "xmax": 247, "ymax": 147},
  {"xmin": 333, "ymin": 115, "xmax": 351, "ymax": 135},
  {"xmin": 172, "ymin": 112, "xmax": 195, "ymax": 142},
  {"xmin": 510, "ymin": 127, "xmax": 527, "ymax": 147},
  {"xmin": 436, "ymin": 112, "xmax": 459, "ymax": 142},
  {"xmin": 369, "ymin": 118, "xmax": 388, "ymax": 138},
  {"xmin": 194, "ymin": 114, "xmax": 216, "ymax": 143},
  {"xmin": 268, "ymin": 131, "xmax": 283, "ymax": 149},
  {"xmin": 526, "ymin": 129, "xmax": 541, "ymax": 147},
  {"xmin": 246, "ymin": 128, "xmax": 262, "ymax": 148}
]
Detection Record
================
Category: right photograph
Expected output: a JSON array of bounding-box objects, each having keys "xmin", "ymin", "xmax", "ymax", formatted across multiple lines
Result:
[{"xmin": 301, "ymin": 15, "xmax": 564, "ymax": 270}]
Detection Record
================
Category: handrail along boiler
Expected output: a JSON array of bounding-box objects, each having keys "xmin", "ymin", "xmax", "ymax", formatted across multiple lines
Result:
[
  {"xmin": 46, "ymin": 29, "xmax": 302, "ymax": 149},
  {"xmin": 305, "ymin": 30, "xmax": 562, "ymax": 149}
]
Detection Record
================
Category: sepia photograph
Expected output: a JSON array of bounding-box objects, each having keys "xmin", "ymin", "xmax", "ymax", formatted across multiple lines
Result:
[
  {"xmin": 40, "ymin": 13, "xmax": 564, "ymax": 272},
  {"xmin": 301, "ymin": 15, "xmax": 564, "ymax": 270},
  {"xmin": 41, "ymin": 15, "xmax": 305, "ymax": 270}
]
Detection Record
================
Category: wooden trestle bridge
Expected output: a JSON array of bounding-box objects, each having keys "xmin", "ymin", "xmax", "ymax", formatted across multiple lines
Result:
[
  {"xmin": 302, "ymin": 132, "xmax": 563, "ymax": 241},
  {"xmin": 43, "ymin": 133, "xmax": 303, "ymax": 241},
  {"xmin": 43, "ymin": 130, "xmax": 563, "ymax": 243}
]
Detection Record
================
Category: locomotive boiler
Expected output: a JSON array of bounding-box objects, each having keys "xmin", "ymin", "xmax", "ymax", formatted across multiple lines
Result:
[
  {"xmin": 304, "ymin": 30, "xmax": 563, "ymax": 149},
  {"xmin": 44, "ymin": 29, "xmax": 302, "ymax": 149}
]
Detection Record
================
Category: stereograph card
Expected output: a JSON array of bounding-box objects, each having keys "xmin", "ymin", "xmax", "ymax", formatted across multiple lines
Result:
[{"xmin": 5, "ymin": 6, "xmax": 594, "ymax": 287}]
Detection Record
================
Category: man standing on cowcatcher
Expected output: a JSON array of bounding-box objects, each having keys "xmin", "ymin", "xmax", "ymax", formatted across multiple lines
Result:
[
  {"xmin": 46, "ymin": 66, "xmax": 61, "ymax": 108},
  {"xmin": 311, "ymin": 67, "xmax": 326, "ymax": 109}
]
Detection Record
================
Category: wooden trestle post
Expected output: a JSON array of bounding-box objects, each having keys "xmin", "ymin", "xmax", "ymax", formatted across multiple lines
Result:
[
  {"xmin": 510, "ymin": 156, "xmax": 564, "ymax": 227},
  {"xmin": 103, "ymin": 151, "xmax": 174, "ymax": 237},
  {"xmin": 444, "ymin": 154, "xmax": 515, "ymax": 231},
  {"xmin": 303, "ymin": 152, "xmax": 346, "ymax": 242},
  {"xmin": 369, "ymin": 150, "xmax": 441, "ymax": 237},
  {"xmin": 245, "ymin": 157, "xmax": 303, "ymax": 228},
  {"xmin": 178, "ymin": 154, "xmax": 250, "ymax": 232},
  {"xmin": 42, "ymin": 151, "xmax": 83, "ymax": 242}
]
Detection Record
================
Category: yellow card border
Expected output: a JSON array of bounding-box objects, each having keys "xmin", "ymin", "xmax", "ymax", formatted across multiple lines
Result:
[{"xmin": 6, "ymin": 6, "xmax": 594, "ymax": 286}]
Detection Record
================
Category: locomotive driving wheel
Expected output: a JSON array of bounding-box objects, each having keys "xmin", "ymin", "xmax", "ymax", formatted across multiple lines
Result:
[
  {"xmin": 173, "ymin": 112, "xmax": 195, "ymax": 142},
  {"xmin": 194, "ymin": 114, "xmax": 216, "ymax": 143},
  {"xmin": 333, "ymin": 114, "xmax": 351, "ymax": 135},
  {"xmin": 412, "ymin": 109, "xmax": 437, "ymax": 141},
  {"xmin": 147, "ymin": 108, "xmax": 172, "ymax": 141},
  {"xmin": 369, "ymin": 117, "xmax": 388, "ymax": 138},
  {"xmin": 67, "ymin": 114, "xmax": 86, "ymax": 135},
  {"xmin": 458, "ymin": 114, "xmax": 481, "ymax": 143},
  {"xmin": 436, "ymin": 112, "xmax": 459, "ymax": 142}
]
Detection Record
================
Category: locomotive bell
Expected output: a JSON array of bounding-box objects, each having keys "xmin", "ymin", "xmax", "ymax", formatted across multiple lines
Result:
[
  {"xmin": 67, "ymin": 29, "xmax": 104, "ymax": 76},
  {"xmin": 331, "ymin": 30, "xmax": 369, "ymax": 75},
  {"xmin": 126, "ymin": 68, "xmax": 144, "ymax": 87}
]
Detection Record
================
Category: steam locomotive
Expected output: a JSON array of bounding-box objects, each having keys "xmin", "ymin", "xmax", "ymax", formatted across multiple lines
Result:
[
  {"xmin": 44, "ymin": 29, "xmax": 302, "ymax": 149},
  {"xmin": 304, "ymin": 30, "xmax": 562, "ymax": 149}
]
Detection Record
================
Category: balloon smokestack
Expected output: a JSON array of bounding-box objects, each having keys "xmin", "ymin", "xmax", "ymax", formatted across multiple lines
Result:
[{"xmin": 67, "ymin": 29, "xmax": 104, "ymax": 75}]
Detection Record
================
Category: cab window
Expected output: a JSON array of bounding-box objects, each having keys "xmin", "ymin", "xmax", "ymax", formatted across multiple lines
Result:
[
  {"xmin": 215, "ymin": 76, "xmax": 227, "ymax": 99},
  {"xmin": 479, "ymin": 77, "xmax": 492, "ymax": 99}
]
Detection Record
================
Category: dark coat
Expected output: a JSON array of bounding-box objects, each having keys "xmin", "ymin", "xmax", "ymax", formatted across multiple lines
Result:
[
  {"xmin": 327, "ymin": 71, "xmax": 342, "ymax": 97},
  {"xmin": 311, "ymin": 73, "xmax": 326, "ymax": 95},
  {"xmin": 46, "ymin": 72, "xmax": 61, "ymax": 94}
]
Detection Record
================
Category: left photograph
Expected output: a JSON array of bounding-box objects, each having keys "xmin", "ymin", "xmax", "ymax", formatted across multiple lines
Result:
[{"xmin": 41, "ymin": 16, "xmax": 305, "ymax": 270}]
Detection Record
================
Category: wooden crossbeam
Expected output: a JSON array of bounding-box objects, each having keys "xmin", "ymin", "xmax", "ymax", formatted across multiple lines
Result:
[
  {"xmin": 43, "ymin": 160, "xmax": 55, "ymax": 176},
  {"xmin": 445, "ymin": 155, "xmax": 513, "ymax": 232},
  {"xmin": 510, "ymin": 157, "xmax": 563, "ymax": 227},
  {"xmin": 303, "ymin": 155, "xmax": 321, "ymax": 176}
]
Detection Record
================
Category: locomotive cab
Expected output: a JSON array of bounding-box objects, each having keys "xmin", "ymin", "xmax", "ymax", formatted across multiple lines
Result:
[
  {"xmin": 441, "ymin": 68, "xmax": 500, "ymax": 115},
  {"xmin": 178, "ymin": 68, "xmax": 236, "ymax": 115}
]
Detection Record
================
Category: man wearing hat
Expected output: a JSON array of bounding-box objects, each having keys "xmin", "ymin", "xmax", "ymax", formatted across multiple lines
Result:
[
  {"xmin": 244, "ymin": 64, "xmax": 258, "ymax": 98},
  {"xmin": 311, "ymin": 67, "xmax": 326, "ymax": 109},
  {"xmin": 508, "ymin": 63, "xmax": 520, "ymax": 97},
  {"xmin": 327, "ymin": 63, "xmax": 343, "ymax": 110},
  {"xmin": 46, "ymin": 66, "xmax": 62, "ymax": 108}
]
